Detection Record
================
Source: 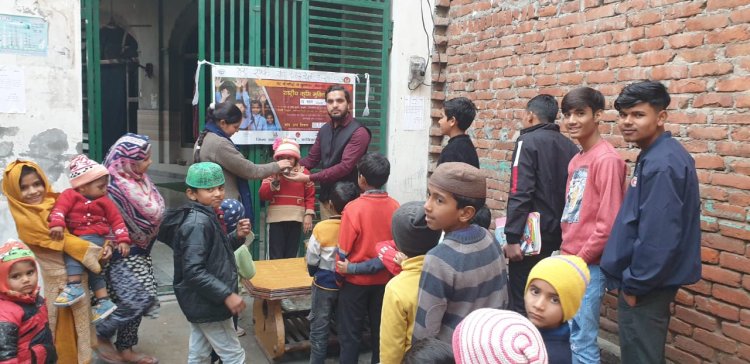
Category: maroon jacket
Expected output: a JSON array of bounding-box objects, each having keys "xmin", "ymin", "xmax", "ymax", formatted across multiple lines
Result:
[{"xmin": 0, "ymin": 295, "xmax": 56, "ymax": 364}]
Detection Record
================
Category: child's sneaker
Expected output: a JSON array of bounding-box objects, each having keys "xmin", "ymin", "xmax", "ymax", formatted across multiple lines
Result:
[
  {"xmin": 54, "ymin": 283, "xmax": 85, "ymax": 307},
  {"xmin": 92, "ymin": 298, "xmax": 117, "ymax": 324}
]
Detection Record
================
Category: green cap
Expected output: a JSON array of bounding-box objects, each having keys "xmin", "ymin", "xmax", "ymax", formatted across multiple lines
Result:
[{"xmin": 186, "ymin": 162, "xmax": 225, "ymax": 189}]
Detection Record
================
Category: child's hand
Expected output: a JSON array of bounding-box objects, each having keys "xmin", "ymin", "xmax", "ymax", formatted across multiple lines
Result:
[
  {"xmin": 100, "ymin": 241, "xmax": 113, "ymax": 262},
  {"xmin": 303, "ymin": 215, "xmax": 313, "ymax": 233},
  {"xmin": 393, "ymin": 252, "xmax": 407, "ymax": 265},
  {"xmin": 336, "ymin": 259, "xmax": 349, "ymax": 274},
  {"xmin": 236, "ymin": 218, "xmax": 252, "ymax": 238},
  {"xmin": 224, "ymin": 293, "xmax": 246, "ymax": 315},
  {"xmin": 117, "ymin": 243, "xmax": 130, "ymax": 257},
  {"xmin": 49, "ymin": 226, "xmax": 64, "ymax": 241}
]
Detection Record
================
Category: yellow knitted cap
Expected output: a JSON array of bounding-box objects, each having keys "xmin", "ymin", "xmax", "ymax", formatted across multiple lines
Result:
[{"xmin": 525, "ymin": 255, "xmax": 590, "ymax": 322}]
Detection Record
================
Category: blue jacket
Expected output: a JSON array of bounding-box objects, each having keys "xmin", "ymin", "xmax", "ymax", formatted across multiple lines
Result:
[
  {"xmin": 601, "ymin": 132, "xmax": 701, "ymax": 296},
  {"xmin": 539, "ymin": 324, "xmax": 572, "ymax": 364}
]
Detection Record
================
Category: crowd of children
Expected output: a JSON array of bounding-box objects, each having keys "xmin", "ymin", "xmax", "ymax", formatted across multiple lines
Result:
[{"xmin": 0, "ymin": 79, "xmax": 700, "ymax": 364}]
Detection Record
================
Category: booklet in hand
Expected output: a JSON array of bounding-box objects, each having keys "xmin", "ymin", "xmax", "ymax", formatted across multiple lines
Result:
[{"xmin": 494, "ymin": 212, "xmax": 542, "ymax": 256}]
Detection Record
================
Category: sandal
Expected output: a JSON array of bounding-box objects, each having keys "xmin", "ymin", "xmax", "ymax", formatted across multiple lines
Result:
[
  {"xmin": 121, "ymin": 349, "xmax": 159, "ymax": 364},
  {"xmin": 96, "ymin": 339, "xmax": 126, "ymax": 364}
]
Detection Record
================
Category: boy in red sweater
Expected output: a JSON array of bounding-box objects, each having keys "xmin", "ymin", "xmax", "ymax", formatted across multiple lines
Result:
[
  {"xmin": 559, "ymin": 87, "xmax": 626, "ymax": 363},
  {"xmin": 48, "ymin": 154, "xmax": 128, "ymax": 323},
  {"xmin": 259, "ymin": 139, "xmax": 316, "ymax": 259},
  {"xmin": 335, "ymin": 152, "xmax": 400, "ymax": 364}
]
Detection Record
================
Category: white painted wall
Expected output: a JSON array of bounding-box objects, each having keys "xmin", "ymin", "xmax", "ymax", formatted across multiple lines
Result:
[
  {"xmin": 0, "ymin": 0, "xmax": 83, "ymax": 242},
  {"xmin": 386, "ymin": 1, "xmax": 433, "ymax": 203}
]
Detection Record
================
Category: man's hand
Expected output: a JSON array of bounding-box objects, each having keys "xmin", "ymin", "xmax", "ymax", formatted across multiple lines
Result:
[
  {"xmin": 503, "ymin": 243, "xmax": 524, "ymax": 262},
  {"xmin": 623, "ymin": 293, "xmax": 637, "ymax": 307},
  {"xmin": 336, "ymin": 259, "xmax": 350, "ymax": 274},
  {"xmin": 236, "ymin": 218, "xmax": 252, "ymax": 238},
  {"xmin": 303, "ymin": 215, "xmax": 313, "ymax": 233},
  {"xmin": 117, "ymin": 243, "xmax": 130, "ymax": 257},
  {"xmin": 277, "ymin": 159, "xmax": 293, "ymax": 170},
  {"xmin": 49, "ymin": 226, "xmax": 64, "ymax": 241},
  {"xmin": 284, "ymin": 171, "xmax": 310, "ymax": 183},
  {"xmin": 224, "ymin": 293, "xmax": 247, "ymax": 315}
]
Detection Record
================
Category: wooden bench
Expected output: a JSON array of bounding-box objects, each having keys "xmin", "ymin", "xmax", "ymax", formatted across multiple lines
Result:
[{"xmin": 242, "ymin": 257, "xmax": 313, "ymax": 360}]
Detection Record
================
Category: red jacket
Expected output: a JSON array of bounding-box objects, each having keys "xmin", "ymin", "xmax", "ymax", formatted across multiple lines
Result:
[
  {"xmin": 0, "ymin": 296, "xmax": 56, "ymax": 364},
  {"xmin": 338, "ymin": 192, "xmax": 400, "ymax": 286},
  {"xmin": 258, "ymin": 166, "xmax": 316, "ymax": 223},
  {"xmin": 48, "ymin": 189, "xmax": 130, "ymax": 244}
]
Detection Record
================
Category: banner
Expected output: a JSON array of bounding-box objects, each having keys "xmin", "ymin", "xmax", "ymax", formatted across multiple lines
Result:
[{"xmin": 211, "ymin": 65, "xmax": 356, "ymax": 145}]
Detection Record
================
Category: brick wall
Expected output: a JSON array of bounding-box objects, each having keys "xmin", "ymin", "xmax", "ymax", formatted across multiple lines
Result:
[{"xmin": 429, "ymin": 0, "xmax": 750, "ymax": 362}]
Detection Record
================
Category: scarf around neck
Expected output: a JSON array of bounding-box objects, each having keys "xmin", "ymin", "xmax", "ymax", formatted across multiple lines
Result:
[{"xmin": 103, "ymin": 133, "xmax": 165, "ymax": 250}]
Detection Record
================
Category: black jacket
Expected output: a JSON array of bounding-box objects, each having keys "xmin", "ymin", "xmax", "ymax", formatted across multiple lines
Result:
[
  {"xmin": 437, "ymin": 134, "xmax": 480, "ymax": 168},
  {"xmin": 158, "ymin": 202, "xmax": 243, "ymax": 323},
  {"xmin": 505, "ymin": 123, "xmax": 579, "ymax": 252}
]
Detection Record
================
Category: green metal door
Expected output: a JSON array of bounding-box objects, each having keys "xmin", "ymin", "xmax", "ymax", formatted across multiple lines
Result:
[
  {"xmin": 81, "ymin": 0, "xmax": 103, "ymax": 161},
  {"xmin": 197, "ymin": 0, "xmax": 391, "ymax": 258}
]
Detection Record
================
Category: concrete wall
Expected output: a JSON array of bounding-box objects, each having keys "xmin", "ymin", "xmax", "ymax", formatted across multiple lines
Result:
[
  {"xmin": 0, "ymin": 0, "xmax": 84, "ymax": 242},
  {"xmin": 385, "ymin": 1, "xmax": 434, "ymax": 203},
  {"xmin": 432, "ymin": 0, "xmax": 750, "ymax": 362}
]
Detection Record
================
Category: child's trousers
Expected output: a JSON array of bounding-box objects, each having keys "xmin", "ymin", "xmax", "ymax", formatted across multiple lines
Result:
[
  {"xmin": 187, "ymin": 318, "xmax": 245, "ymax": 364},
  {"xmin": 268, "ymin": 221, "xmax": 302, "ymax": 259},
  {"xmin": 308, "ymin": 284, "xmax": 338, "ymax": 364},
  {"xmin": 64, "ymin": 234, "xmax": 107, "ymax": 291}
]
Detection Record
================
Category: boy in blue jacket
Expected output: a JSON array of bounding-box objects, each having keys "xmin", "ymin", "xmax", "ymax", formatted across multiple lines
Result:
[{"xmin": 601, "ymin": 81, "xmax": 701, "ymax": 364}]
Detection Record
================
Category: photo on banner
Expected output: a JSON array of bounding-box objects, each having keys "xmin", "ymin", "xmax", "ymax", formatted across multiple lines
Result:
[{"xmin": 212, "ymin": 65, "xmax": 356, "ymax": 145}]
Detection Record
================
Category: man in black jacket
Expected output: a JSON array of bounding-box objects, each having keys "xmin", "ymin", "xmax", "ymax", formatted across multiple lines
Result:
[
  {"xmin": 158, "ymin": 162, "xmax": 252, "ymax": 364},
  {"xmin": 504, "ymin": 95, "xmax": 579, "ymax": 315}
]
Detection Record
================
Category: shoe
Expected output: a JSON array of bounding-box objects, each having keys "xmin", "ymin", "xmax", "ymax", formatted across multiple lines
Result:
[
  {"xmin": 54, "ymin": 283, "xmax": 85, "ymax": 307},
  {"xmin": 236, "ymin": 327, "xmax": 246, "ymax": 337},
  {"xmin": 92, "ymin": 298, "xmax": 118, "ymax": 324}
]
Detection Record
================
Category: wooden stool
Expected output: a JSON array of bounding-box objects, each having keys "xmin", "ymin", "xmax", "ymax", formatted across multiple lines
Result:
[{"xmin": 243, "ymin": 257, "xmax": 313, "ymax": 360}]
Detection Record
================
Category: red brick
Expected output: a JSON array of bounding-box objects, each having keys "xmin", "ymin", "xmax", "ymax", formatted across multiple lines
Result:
[
  {"xmin": 586, "ymin": 70, "xmax": 616, "ymax": 84},
  {"xmin": 669, "ymin": 79, "xmax": 707, "ymax": 93},
  {"xmin": 674, "ymin": 305, "xmax": 718, "ymax": 331},
  {"xmin": 717, "ymin": 113, "xmax": 750, "ymax": 124},
  {"xmin": 693, "ymin": 94, "xmax": 734, "ymax": 108},
  {"xmin": 714, "ymin": 284, "xmax": 750, "ymax": 308},
  {"xmin": 631, "ymin": 38, "xmax": 664, "ymax": 53},
  {"xmin": 585, "ymin": 3, "xmax": 616, "ymax": 21},
  {"xmin": 703, "ymin": 233, "xmax": 746, "ymax": 254},
  {"xmin": 729, "ymin": 159, "xmax": 750, "ymax": 175},
  {"xmin": 716, "ymin": 141, "xmax": 750, "ymax": 157},
  {"xmin": 686, "ymin": 15, "xmax": 730, "ymax": 31},
  {"xmin": 696, "ymin": 295, "xmax": 741, "ymax": 321},
  {"xmin": 707, "ymin": 0, "xmax": 750, "ymax": 9},
  {"xmin": 707, "ymin": 26, "xmax": 750, "ymax": 44},
  {"xmin": 732, "ymin": 127, "xmax": 750, "ymax": 141},
  {"xmin": 703, "ymin": 264, "xmax": 742, "ymax": 287},
  {"xmin": 709, "ymin": 202, "xmax": 747, "ymax": 222},
  {"xmin": 559, "ymin": 73, "xmax": 584, "ymax": 85},
  {"xmin": 639, "ymin": 50, "xmax": 675, "ymax": 66},
  {"xmin": 668, "ymin": 33, "xmax": 705, "ymax": 48},
  {"xmin": 668, "ymin": 111, "xmax": 707, "ymax": 124},
  {"xmin": 727, "ymin": 43, "xmax": 750, "ymax": 58},
  {"xmin": 612, "ymin": 27, "xmax": 645, "ymax": 43},
  {"xmin": 716, "ymin": 77, "xmax": 750, "ymax": 92},
  {"xmin": 608, "ymin": 54, "xmax": 638, "ymax": 68},
  {"xmin": 728, "ymin": 192, "xmax": 750, "ymax": 207},
  {"xmin": 689, "ymin": 63, "xmax": 734, "ymax": 77},
  {"xmin": 675, "ymin": 289, "xmax": 694, "ymax": 306},
  {"xmin": 674, "ymin": 334, "xmax": 716, "ymax": 360},
  {"xmin": 651, "ymin": 65, "xmax": 689, "ymax": 80},
  {"xmin": 741, "ymin": 343, "xmax": 750, "ymax": 361},
  {"xmin": 685, "ymin": 279, "xmax": 713, "ymax": 295},
  {"xmin": 719, "ymin": 220, "xmax": 750, "ymax": 241},
  {"xmin": 694, "ymin": 154, "xmax": 726, "ymax": 170},
  {"xmin": 743, "ymin": 309, "xmax": 750, "ymax": 327},
  {"xmin": 730, "ymin": 8, "xmax": 750, "ymax": 23},
  {"xmin": 701, "ymin": 185, "xmax": 729, "ymax": 201},
  {"xmin": 694, "ymin": 327, "xmax": 738, "ymax": 354},
  {"xmin": 596, "ymin": 15, "xmax": 628, "ymax": 32},
  {"xmin": 713, "ymin": 173, "xmax": 750, "ymax": 190},
  {"xmin": 628, "ymin": 10, "xmax": 662, "ymax": 26},
  {"xmin": 572, "ymin": 47, "xmax": 597, "ymax": 60},
  {"xmin": 646, "ymin": 20, "xmax": 685, "ymax": 37},
  {"xmin": 618, "ymin": 68, "xmax": 648, "ymax": 81},
  {"xmin": 724, "ymin": 323, "xmax": 750, "ymax": 345},
  {"xmin": 702, "ymin": 247, "xmax": 721, "ymax": 264},
  {"xmin": 736, "ymin": 95, "xmax": 750, "ymax": 108},
  {"xmin": 579, "ymin": 59, "xmax": 607, "ymax": 71},
  {"xmin": 664, "ymin": 1, "xmax": 705, "ymax": 19},
  {"xmin": 665, "ymin": 345, "xmax": 702, "ymax": 364},
  {"xmin": 677, "ymin": 48, "xmax": 717, "ymax": 62},
  {"xmin": 670, "ymin": 316, "xmax": 694, "ymax": 335}
]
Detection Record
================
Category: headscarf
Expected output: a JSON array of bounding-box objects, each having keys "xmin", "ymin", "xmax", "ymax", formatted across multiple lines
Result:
[
  {"xmin": 2, "ymin": 160, "xmax": 97, "ymax": 254},
  {"xmin": 0, "ymin": 239, "xmax": 40, "ymax": 303},
  {"xmin": 103, "ymin": 133, "xmax": 165, "ymax": 250}
]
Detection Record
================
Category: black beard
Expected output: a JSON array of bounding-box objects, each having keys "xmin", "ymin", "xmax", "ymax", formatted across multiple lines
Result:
[{"xmin": 329, "ymin": 110, "xmax": 349, "ymax": 123}]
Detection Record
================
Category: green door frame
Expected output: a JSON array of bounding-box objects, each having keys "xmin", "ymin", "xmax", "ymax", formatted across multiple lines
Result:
[{"xmin": 82, "ymin": 0, "xmax": 103, "ymax": 161}]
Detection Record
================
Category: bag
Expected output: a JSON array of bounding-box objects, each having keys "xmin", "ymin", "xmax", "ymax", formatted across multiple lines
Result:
[
  {"xmin": 494, "ymin": 212, "xmax": 542, "ymax": 256},
  {"xmin": 234, "ymin": 244, "xmax": 256, "ymax": 280}
]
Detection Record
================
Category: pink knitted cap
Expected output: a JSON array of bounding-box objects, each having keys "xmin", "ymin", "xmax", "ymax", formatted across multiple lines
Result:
[
  {"xmin": 273, "ymin": 138, "xmax": 301, "ymax": 161},
  {"xmin": 68, "ymin": 154, "xmax": 109, "ymax": 189},
  {"xmin": 453, "ymin": 309, "xmax": 548, "ymax": 364}
]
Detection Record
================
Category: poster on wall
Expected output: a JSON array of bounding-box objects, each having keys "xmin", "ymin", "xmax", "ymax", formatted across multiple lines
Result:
[{"xmin": 211, "ymin": 65, "xmax": 356, "ymax": 145}]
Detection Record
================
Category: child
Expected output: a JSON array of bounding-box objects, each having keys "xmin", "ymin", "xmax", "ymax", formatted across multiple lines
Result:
[
  {"xmin": 305, "ymin": 181, "xmax": 360, "ymax": 364},
  {"xmin": 48, "ymin": 154, "xmax": 129, "ymax": 323},
  {"xmin": 414, "ymin": 162, "xmax": 508, "ymax": 343},
  {"xmin": 601, "ymin": 81, "xmax": 701, "ymax": 364},
  {"xmin": 453, "ymin": 309, "xmax": 547, "ymax": 364},
  {"xmin": 0, "ymin": 240, "xmax": 57, "ymax": 364},
  {"xmin": 559, "ymin": 87, "xmax": 626, "ymax": 363},
  {"xmin": 504, "ymin": 94, "xmax": 579, "ymax": 315},
  {"xmin": 437, "ymin": 97, "xmax": 480, "ymax": 168},
  {"xmin": 379, "ymin": 201, "xmax": 442, "ymax": 364},
  {"xmin": 235, "ymin": 99, "xmax": 251, "ymax": 130},
  {"xmin": 336, "ymin": 152, "xmax": 400, "ymax": 364},
  {"xmin": 403, "ymin": 338, "xmax": 455, "ymax": 364},
  {"xmin": 259, "ymin": 138, "xmax": 315, "ymax": 259},
  {"xmin": 525, "ymin": 255, "xmax": 590, "ymax": 364},
  {"xmin": 157, "ymin": 162, "xmax": 252, "ymax": 363}
]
